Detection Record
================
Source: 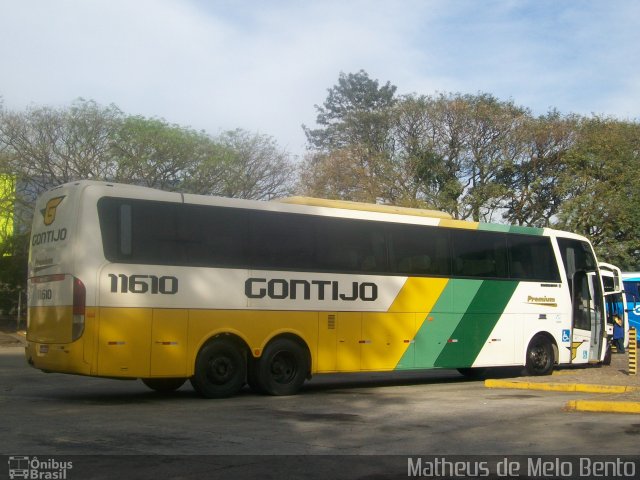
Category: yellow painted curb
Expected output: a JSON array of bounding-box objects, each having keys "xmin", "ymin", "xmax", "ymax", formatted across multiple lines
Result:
[
  {"xmin": 484, "ymin": 379, "xmax": 640, "ymax": 394},
  {"xmin": 566, "ymin": 400, "xmax": 640, "ymax": 414}
]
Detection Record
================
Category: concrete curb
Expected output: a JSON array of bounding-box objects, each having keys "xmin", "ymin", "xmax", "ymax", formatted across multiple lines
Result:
[
  {"xmin": 485, "ymin": 379, "xmax": 640, "ymax": 394},
  {"xmin": 485, "ymin": 379, "xmax": 640, "ymax": 414},
  {"xmin": 0, "ymin": 331, "xmax": 26, "ymax": 347},
  {"xmin": 566, "ymin": 400, "xmax": 640, "ymax": 414}
]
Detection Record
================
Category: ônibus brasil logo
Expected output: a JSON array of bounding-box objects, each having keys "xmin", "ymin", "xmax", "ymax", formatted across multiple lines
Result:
[{"xmin": 8, "ymin": 456, "xmax": 73, "ymax": 479}]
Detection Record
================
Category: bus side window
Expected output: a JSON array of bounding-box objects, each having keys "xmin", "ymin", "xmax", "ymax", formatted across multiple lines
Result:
[
  {"xmin": 624, "ymin": 282, "xmax": 639, "ymax": 303},
  {"xmin": 451, "ymin": 230, "xmax": 508, "ymax": 279},
  {"xmin": 387, "ymin": 224, "xmax": 450, "ymax": 276},
  {"xmin": 119, "ymin": 204, "xmax": 132, "ymax": 256},
  {"xmin": 507, "ymin": 236, "xmax": 560, "ymax": 282}
]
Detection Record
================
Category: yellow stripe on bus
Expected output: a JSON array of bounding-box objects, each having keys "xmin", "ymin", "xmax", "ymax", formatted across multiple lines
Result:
[
  {"xmin": 438, "ymin": 218, "xmax": 479, "ymax": 230},
  {"xmin": 388, "ymin": 277, "xmax": 448, "ymax": 313}
]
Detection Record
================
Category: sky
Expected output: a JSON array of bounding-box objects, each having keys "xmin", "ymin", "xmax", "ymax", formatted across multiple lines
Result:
[{"xmin": 1, "ymin": 0, "xmax": 639, "ymax": 158}]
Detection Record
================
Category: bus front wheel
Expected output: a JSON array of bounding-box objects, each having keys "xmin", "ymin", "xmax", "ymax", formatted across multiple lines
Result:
[
  {"xmin": 190, "ymin": 339, "xmax": 246, "ymax": 398},
  {"xmin": 255, "ymin": 338, "xmax": 309, "ymax": 396},
  {"xmin": 525, "ymin": 335, "xmax": 554, "ymax": 376}
]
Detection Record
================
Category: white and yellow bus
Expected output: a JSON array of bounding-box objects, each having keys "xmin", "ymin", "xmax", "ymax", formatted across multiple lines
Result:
[{"xmin": 26, "ymin": 181, "xmax": 608, "ymax": 397}]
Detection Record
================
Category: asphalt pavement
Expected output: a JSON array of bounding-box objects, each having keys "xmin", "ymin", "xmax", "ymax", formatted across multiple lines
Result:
[{"xmin": 2, "ymin": 329, "xmax": 638, "ymax": 413}]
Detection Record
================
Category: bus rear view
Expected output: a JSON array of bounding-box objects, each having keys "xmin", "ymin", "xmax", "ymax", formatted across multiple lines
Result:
[{"xmin": 25, "ymin": 183, "xmax": 89, "ymax": 374}]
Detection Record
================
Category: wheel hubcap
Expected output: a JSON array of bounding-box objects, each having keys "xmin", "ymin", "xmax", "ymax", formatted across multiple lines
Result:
[
  {"xmin": 270, "ymin": 352, "xmax": 296, "ymax": 384},
  {"xmin": 208, "ymin": 357, "xmax": 233, "ymax": 384},
  {"xmin": 531, "ymin": 345, "xmax": 547, "ymax": 369}
]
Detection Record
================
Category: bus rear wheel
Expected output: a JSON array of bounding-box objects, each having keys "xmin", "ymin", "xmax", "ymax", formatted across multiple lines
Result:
[
  {"xmin": 525, "ymin": 335, "xmax": 554, "ymax": 376},
  {"xmin": 190, "ymin": 339, "xmax": 246, "ymax": 398},
  {"xmin": 142, "ymin": 377, "xmax": 186, "ymax": 393},
  {"xmin": 255, "ymin": 338, "xmax": 309, "ymax": 396}
]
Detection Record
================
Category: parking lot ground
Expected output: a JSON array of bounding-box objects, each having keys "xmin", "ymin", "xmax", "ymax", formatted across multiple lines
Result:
[
  {"xmin": 484, "ymin": 349, "xmax": 640, "ymax": 414},
  {"xmin": 3, "ymin": 331, "xmax": 640, "ymax": 478}
]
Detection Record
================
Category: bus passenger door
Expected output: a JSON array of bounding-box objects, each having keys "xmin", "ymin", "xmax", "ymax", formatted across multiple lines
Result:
[{"xmin": 571, "ymin": 271, "xmax": 602, "ymax": 363}]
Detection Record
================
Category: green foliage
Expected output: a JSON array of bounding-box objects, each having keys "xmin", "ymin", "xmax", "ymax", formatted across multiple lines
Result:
[
  {"xmin": 303, "ymin": 70, "xmax": 397, "ymax": 152},
  {"xmin": 185, "ymin": 129, "xmax": 295, "ymax": 200},
  {"xmin": 0, "ymin": 99, "xmax": 297, "ymax": 315},
  {"xmin": 112, "ymin": 115, "xmax": 207, "ymax": 189},
  {"xmin": 302, "ymin": 71, "xmax": 640, "ymax": 269},
  {"xmin": 556, "ymin": 117, "xmax": 640, "ymax": 268}
]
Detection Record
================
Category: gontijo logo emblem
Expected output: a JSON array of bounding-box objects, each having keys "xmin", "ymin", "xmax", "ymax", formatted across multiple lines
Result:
[{"xmin": 41, "ymin": 196, "xmax": 65, "ymax": 226}]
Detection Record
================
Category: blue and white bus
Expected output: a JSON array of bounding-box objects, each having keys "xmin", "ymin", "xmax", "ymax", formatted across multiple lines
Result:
[
  {"xmin": 621, "ymin": 272, "xmax": 640, "ymax": 343},
  {"xmin": 600, "ymin": 263, "xmax": 629, "ymax": 354}
]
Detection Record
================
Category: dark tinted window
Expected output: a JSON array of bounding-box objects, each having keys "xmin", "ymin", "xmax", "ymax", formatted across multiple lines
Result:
[
  {"xmin": 388, "ymin": 223, "xmax": 450, "ymax": 276},
  {"xmin": 181, "ymin": 204, "xmax": 249, "ymax": 268},
  {"xmin": 98, "ymin": 198, "xmax": 250, "ymax": 267},
  {"xmin": 602, "ymin": 275, "xmax": 615, "ymax": 293},
  {"xmin": 451, "ymin": 230, "xmax": 508, "ymax": 278},
  {"xmin": 315, "ymin": 218, "xmax": 387, "ymax": 273},
  {"xmin": 508, "ymin": 235, "xmax": 560, "ymax": 282},
  {"xmin": 98, "ymin": 198, "xmax": 183, "ymax": 265},
  {"xmin": 98, "ymin": 197, "xmax": 560, "ymax": 282},
  {"xmin": 250, "ymin": 212, "xmax": 317, "ymax": 271},
  {"xmin": 557, "ymin": 238, "xmax": 597, "ymax": 280}
]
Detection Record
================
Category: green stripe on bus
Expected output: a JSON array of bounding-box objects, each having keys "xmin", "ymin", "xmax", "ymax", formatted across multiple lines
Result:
[
  {"xmin": 433, "ymin": 280, "xmax": 519, "ymax": 368},
  {"xmin": 508, "ymin": 225, "xmax": 544, "ymax": 235},
  {"xmin": 397, "ymin": 279, "xmax": 482, "ymax": 369},
  {"xmin": 478, "ymin": 222, "xmax": 544, "ymax": 236},
  {"xmin": 478, "ymin": 223, "xmax": 510, "ymax": 233}
]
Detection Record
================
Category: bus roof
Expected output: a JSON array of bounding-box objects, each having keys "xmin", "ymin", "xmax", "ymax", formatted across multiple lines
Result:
[
  {"xmin": 276, "ymin": 196, "xmax": 452, "ymax": 220},
  {"xmin": 42, "ymin": 181, "xmax": 591, "ymax": 241}
]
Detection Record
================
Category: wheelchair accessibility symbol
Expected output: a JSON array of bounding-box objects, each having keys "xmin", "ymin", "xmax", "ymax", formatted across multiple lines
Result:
[{"xmin": 562, "ymin": 329, "xmax": 571, "ymax": 343}]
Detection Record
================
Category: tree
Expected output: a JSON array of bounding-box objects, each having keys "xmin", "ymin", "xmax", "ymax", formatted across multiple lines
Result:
[
  {"xmin": 498, "ymin": 110, "xmax": 576, "ymax": 227},
  {"xmin": 111, "ymin": 115, "xmax": 206, "ymax": 190},
  {"xmin": 301, "ymin": 71, "xmax": 399, "ymax": 202},
  {"xmin": 387, "ymin": 93, "xmax": 531, "ymax": 221},
  {"xmin": 186, "ymin": 129, "xmax": 296, "ymax": 200},
  {"xmin": 556, "ymin": 117, "xmax": 640, "ymax": 268},
  {"xmin": 0, "ymin": 99, "xmax": 122, "ymax": 228},
  {"xmin": 0, "ymin": 99, "xmax": 298, "ymax": 321},
  {"xmin": 303, "ymin": 70, "xmax": 397, "ymax": 152},
  {"xmin": 390, "ymin": 93, "xmax": 468, "ymax": 215},
  {"xmin": 298, "ymin": 146, "xmax": 390, "ymax": 203}
]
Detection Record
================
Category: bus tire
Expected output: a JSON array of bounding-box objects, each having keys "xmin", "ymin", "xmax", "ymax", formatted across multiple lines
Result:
[
  {"xmin": 256, "ymin": 338, "xmax": 309, "ymax": 396},
  {"xmin": 525, "ymin": 335, "xmax": 554, "ymax": 376},
  {"xmin": 141, "ymin": 377, "xmax": 186, "ymax": 393},
  {"xmin": 190, "ymin": 339, "xmax": 246, "ymax": 398}
]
